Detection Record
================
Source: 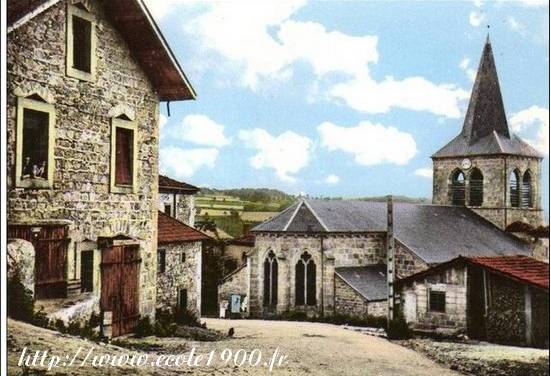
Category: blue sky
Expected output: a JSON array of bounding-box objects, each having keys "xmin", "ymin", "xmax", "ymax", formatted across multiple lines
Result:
[{"xmin": 146, "ymin": 0, "xmax": 549, "ymax": 206}]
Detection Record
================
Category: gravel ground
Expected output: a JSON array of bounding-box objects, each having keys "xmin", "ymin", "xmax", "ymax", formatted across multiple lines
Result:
[{"xmin": 8, "ymin": 318, "xmax": 461, "ymax": 375}]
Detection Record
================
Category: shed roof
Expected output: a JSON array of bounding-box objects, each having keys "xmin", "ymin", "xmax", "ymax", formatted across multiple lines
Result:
[
  {"xmin": 8, "ymin": 0, "xmax": 195, "ymax": 101},
  {"xmin": 253, "ymin": 199, "xmax": 531, "ymax": 264},
  {"xmin": 159, "ymin": 175, "xmax": 199, "ymax": 194},
  {"xmin": 335, "ymin": 265, "xmax": 387, "ymax": 301},
  {"xmin": 158, "ymin": 211, "xmax": 210, "ymax": 244}
]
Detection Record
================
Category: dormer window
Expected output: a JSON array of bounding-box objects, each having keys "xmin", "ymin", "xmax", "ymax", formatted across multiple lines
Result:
[
  {"xmin": 66, "ymin": 3, "xmax": 96, "ymax": 81},
  {"xmin": 110, "ymin": 115, "xmax": 137, "ymax": 193}
]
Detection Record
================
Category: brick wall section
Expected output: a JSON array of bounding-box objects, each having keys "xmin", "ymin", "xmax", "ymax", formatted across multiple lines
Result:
[
  {"xmin": 156, "ymin": 241, "xmax": 202, "ymax": 316},
  {"xmin": 432, "ymin": 156, "xmax": 544, "ymax": 230},
  {"xmin": 334, "ymin": 276, "xmax": 387, "ymax": 318},
  {"xmin": 7, "ymin": 0, "xmax": 160, "ymax": 317}
]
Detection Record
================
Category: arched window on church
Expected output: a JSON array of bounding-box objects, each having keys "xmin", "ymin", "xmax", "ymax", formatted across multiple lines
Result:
[
  {"xmin": 295, "ymin": 252, "xmax": 316, "ymax": 306},
  {"xmin": 450, "ymin": 170, "xmax": 466, "ymax": 206},
  {"xmin": 521, "ymin": 171, "xmax": 533, "ymax": 208},
  {"xmin": 263, "ymin": 250, "xmax": 278, "ymax": 308},
  {"xmin": 510, "ymin": 170, "xmax": 520, "ymax": 208},
  {"xmin": 469, "ymin": 168, "xmax": 484, "ymax": 206}
]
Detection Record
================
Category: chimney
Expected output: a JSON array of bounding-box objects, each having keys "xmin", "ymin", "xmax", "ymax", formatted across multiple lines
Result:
[{"xmin": 386, "ymin": 195, "xmax": 395, "ymax": 322}]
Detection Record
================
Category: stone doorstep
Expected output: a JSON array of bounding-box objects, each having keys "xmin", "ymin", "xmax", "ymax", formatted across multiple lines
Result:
[
  {"xmin": 35, "ymin": 293, "xmax": 99, "ymax": 325},
  {"xmin": 341, "ymin": 325, "xmax": 387, "ymax": 338}
]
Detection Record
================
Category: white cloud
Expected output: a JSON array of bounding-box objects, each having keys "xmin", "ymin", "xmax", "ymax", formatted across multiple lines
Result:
[
  {"xmin": 330, "ymin": 76, "xmax": 469, "ymax": 118},
  {"xmin": 184, "ymin": 1, "xmax": 467, "ymax": 118},
  {"xmin": 414, "ymin": 168, "xmax": 433, "ymax": 179},
  {"xmin": 160, "ymin": 147, "xmax": 219, "ymax": 179},
  {"xmin": 318, "ymin": 121, "xmax": 417, "ymax": 166},
  {"xmin": 510, "ymin": 106, "xmax": 549, "ymax": 155},
  {"xmin": 239, "ymin": 128, "xmax": 313, "ymax": 182},
  {"xmin": 176, "ymin": 114, "xmax": 231, "ymax": 147},
  {"xmin": 459, "ymin": 58, "xmax": 476, "ymax": 82},
  {"xmin": 473, "ymin": 0, "xmax": 483, "ymax": 7},
  {"xmin": 325, "ymin": 174, "xmax": 340, "ymax": 184},
  {"xmin": 159, "ymin": 114, "xmax": 168, "ymax": 130},
  {"xmin": 469, "ymin": 11, "xmax": 486, "ymax": 27},
  {"xmin": 518, "ymin": 0, "xmax": 548, "ymax": 7}
]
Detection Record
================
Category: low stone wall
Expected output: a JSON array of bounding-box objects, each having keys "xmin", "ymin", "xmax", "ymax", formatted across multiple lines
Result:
[{"xmin": 334, "ymin": 275, "xmax": 387, "ymax": 318}]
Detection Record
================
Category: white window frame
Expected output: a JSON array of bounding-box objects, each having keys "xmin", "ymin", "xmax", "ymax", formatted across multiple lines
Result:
[
  {"xmin": 15, "ymin": 97, "xmax": 56, "ymax": 189},
  {"xmin": 110, "ymin": 117, "xmax": 138, "ymax": 194},
  {"xmin": 66, "ymin": 3, "xmax": 97, "ymax": 81}
]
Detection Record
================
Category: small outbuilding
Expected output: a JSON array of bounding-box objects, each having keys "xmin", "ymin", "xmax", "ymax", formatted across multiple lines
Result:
[{"xmin": 398, "ymin": 255, "xmax": 549, "ymax": 348}]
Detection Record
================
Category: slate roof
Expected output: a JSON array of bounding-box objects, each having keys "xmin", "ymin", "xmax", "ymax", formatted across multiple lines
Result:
[
  {"xmin": 252, "ymin": 199, "xmax": 531, "ymax": 264},
  {"xmin": 159, "ymin": 175, "xmax": 199, "ymax": 194},
  {"xmin": 432, "ymin": 38, "xmax": 541, "ymax": 159},
  {"xmin": 399, "ymin": 256, "xmax": 549, "ymax": 292},
  {"xmin": 158, "ymin": 211, "xmax": 210, "ymax": 244},
  {"xmin": 335, "ymin": 265, "xmax": 387, "ymax": 301},
  {"xmin": 8, "ymin": 0, "xmax": 196, "ymax": 101},
  {"xmin": 227, "ymin": 233, "xmax": 255, "ymax": 247}
]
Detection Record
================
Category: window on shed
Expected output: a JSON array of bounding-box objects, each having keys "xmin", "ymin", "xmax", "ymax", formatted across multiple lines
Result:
[
  {"xmin": 157, "ymin": 249, "xmax": 166, "ymax": 274},
  {"xmin": 469, "ymin": 168, "xmax": 484, "ymax": 206},
  {"xmin": 295, "ymin": 252, "xmax": 316, "ymax": 306},
  {"xmin": 510, "ymin": 170, "xmax": 520, "ymax": 208},
  {"xmin": 450, "ymin": 170, "xmax": 466, "ymax": 206},
  {"xmin": 429, "ymin": 291, "xmax": 446, "ymax": 312},
  {"xmin": 521, "ymin": 171, "xmax": 533, "ymax": 208}
]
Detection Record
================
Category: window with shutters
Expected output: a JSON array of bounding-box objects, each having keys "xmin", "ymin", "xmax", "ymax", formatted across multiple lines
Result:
[
  {"xmin": 521, "ymin": 171, "xmax": 533, "ymax": 208},
  {"xmin": 15, "ymin": 96, "xmax": 55, "ymax": 189},
  {"xmin": 295, "ymin": 252, "xmax": 316, "ymax": 306},
  {"xmin": 429, "ymin": 290, "xmax": 446, "ymax": 313},
  {"xmin": 510, "ymin": 170, "xmax": 520, "ymax": 208},
  {"xmin": 450, "ymin": 170, "xmax": 466, "ymax": 206},
  {"xmin": 263, "ymin": 250, "xmax": 278, "ymax": 308},
  {"xmin": 157, "ymin": 249, "xmax": 166, "ymax": 274},
  {"xmin": 469, "ymin": 168, "xmax": 484, "ymax": 206},
  {"xmin": 66, "ymin": 3, "xmax": 96, "ymax": 81},
  {"xmin": 110, "ymin": 116, "xmax": 137, "ymax": 193}
]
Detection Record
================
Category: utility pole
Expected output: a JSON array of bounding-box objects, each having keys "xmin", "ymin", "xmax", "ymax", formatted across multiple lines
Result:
[{"xmin": 387, "ymin": 195, "xmax": 395, "ymax": 322}]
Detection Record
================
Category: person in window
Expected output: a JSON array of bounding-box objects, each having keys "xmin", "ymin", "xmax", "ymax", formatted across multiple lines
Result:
[
  {"xmin": 21, "ymin": 156, "xmax": 32, "ymax": 179},
  {"xmin": 32, "ymin": 160, "xmax": 46, "ymax": 179}
]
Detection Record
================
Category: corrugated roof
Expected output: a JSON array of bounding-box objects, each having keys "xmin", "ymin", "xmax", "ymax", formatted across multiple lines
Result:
[
  {"xmin": 159, "ymin": 175, "xmax": 199, "ymax": 194},
  {"xmin": 253, "ymin": 199, "xmax": 531, "ymax": 264},
  {"xmin": 158, "ymin": 211, "xmax": 210, "ymax": 244},
  {"xmin": 335, "ymin": 265, "xmax": 387, "ymax": 301},
  {"xmin": 469, "ymin": 256, "xmax": 549, "ymax": 290},
  {"xmin": 8, "ymin": 0, "xmax": 195, "ymax": 101},
  {"xmin": 432, "ymin": 38, "xmax": 541, "ymax": 159}
]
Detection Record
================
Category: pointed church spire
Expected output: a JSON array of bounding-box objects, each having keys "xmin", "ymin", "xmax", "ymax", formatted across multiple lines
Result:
[{"xmin": 462, "ymin": 37, "xmax": 510, "ymax": 145}]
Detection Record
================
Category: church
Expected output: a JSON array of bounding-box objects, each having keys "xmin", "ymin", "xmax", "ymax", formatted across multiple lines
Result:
[{"xmin": 217, "ymin": 38, "xmax": 547, "ymax": 321}]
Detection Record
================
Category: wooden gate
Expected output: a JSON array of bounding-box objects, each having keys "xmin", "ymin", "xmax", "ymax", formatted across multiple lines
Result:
[
  {"xmin": 100, "ymin": 244, "xmax": 141, "ymax": 337},
  {"xmin": 8, "ymin": 225, "xmax": 69, "ymax": 299}
]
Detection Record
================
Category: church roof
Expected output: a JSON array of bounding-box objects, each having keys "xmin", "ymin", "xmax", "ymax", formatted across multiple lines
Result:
[
  {"xmin": 432, "ymin": 38, "xmax": 541, "ymax": 159},
  {"xmin": 335, "ymin": 265, "xmax": 388, "ymax": 301},
  {"xmin": 252, "ymin": 199, "xmax": 531, "ymax": 264}
]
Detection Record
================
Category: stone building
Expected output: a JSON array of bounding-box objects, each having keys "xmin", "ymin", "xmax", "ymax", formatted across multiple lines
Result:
[
  {"xmin": 218, "ymin": 38, "xmax": 546, "ymax": 321},
  {"xmin": 158, "ymin": 174, "xmax": 199, "ymax": 226},
  {"xmin": 398, "ymin": 256, "xmax": 549, "ymax": 348},
  {"xmin": 7, "ymin": 0, "xmax": 195, "ymax": 337}
]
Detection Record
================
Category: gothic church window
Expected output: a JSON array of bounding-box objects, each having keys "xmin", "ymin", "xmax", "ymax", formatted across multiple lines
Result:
[
  {"xmin": 521, "ymin": 171, "xmax": 533, "ymax": 208},
  {"xmin": 510, "ymin": 170, "xmax": 520, "ymax": 208},
  {"xmin": 263, "ymin": 251, "xmax": 278, "ymax": 308},
  {"xmin": 469, "ymin": 168, "xmax": 484, "ymax": 206},
  {"xmin": 295, "ymin": 252, "xmax": 316, "ymax": 306},
  {"xmin": 450, "ymin": 170, "xmax": 466, "ymax": 206}
]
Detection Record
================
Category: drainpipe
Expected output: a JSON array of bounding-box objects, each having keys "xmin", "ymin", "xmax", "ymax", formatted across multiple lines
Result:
[
  {"xmin": 320, "ymin": 235, "xmax": 324, "ymax": 317},
  {"xmin": 386, "ymin": 195, "xmax": 395, "ymax": 322}
]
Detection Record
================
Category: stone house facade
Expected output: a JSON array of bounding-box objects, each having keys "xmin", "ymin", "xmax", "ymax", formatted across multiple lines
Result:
[{"xmin": 7, "ymin": 0, "xmax": 195, "ymax": 336}]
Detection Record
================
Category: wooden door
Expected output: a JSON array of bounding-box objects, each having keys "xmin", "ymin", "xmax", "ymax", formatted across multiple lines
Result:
[
  {"xmin": 80, "ymin": 251, "xmax": 94, "ymax": 292},
  {"xmin": 101, "ymin": 245, "xmax": 141, "ymax": 337},
  {"xmin": 8, "ymin": 225, "xmax": 68, "ymax": 299}
]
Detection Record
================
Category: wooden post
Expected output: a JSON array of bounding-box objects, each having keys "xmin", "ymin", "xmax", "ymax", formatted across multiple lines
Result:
[{"xmin": 387, "ymin": 195, "xmax": 395, "ymax": 322}]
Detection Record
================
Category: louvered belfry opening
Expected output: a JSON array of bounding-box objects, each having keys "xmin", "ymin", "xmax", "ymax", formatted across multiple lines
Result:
[
  {"xmin": 295, "ymin": 251, "xmax": 316, "ymax": 306},
  {"xmin": 469, "ymin": 168, "xmax": 484, "ymax": 206},
  {"xmin": 263, "ymin": 250, "xmax": 278, "ymax": 308},
  {"xmin": 510, "ymin": 170, "xmax": 520, "ymax": 207},
  {"xmin": 451, "ymin": 170, "xmax": 466, "ymax": 206},
  {"xmin": 521, "ymin": 171, "xmax": 533, "ymax": 208}
]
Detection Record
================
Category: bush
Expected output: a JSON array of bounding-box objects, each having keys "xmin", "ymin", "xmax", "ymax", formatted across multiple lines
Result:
[
  {"xmin": 173, "ymin": 308, "xmax": 202, "ymax": 327},
  {"xmin": 386, "ymin": 314, "xmax": 412, "ymax": 340},
  {"xmin": 7, "ymin": 273, "xmax": 34, "ymax": 322},
  {"xmin": 133, "ymin": 316, "xmax": 154, "ymax": 338},
  {"xmin": 32, "ymin": 309, "xmax": 50, "ymax": 328}
]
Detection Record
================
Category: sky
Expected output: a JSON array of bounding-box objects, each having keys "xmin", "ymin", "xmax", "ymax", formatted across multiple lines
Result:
[{"xmin": 145, "ymin": 0, "xmax": 549, "ymax": 206}]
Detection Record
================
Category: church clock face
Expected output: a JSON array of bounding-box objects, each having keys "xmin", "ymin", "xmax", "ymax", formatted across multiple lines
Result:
[{"xmin": 461, "ymin": 158, "xmax": 472, "ymax": 170}]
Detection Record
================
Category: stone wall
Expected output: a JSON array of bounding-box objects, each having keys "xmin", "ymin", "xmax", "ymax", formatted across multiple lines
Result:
[
  {"xmin": 7, "ymin": 0, "xmax": 160, "ymax": 318},
  {"xmin": 156, "ymin": 241, "xmax": 202, "ymax": 316},
  {"xmin": 7, "ymin": 239, "xmax": 35, "ymax": 296},
  {"xmin": 400, "ymin": 265, "xmax": 468, "ymax": 332},
  {"xmin": 218, "ymin": 264, "xmax": 249, "ymax": 313},
  {"xmin": 334, "ymin": 275, "xmax": 387, "ymax": 318},
  {"xmin": 158, "ymin": 193, "xmax": 195, "ymax": 226},
  {"xmin": 395, "ymin": 242, "xmax": 428, "ymax": 279},
  {"xmin": 432, "ymin": 155, "xmax": 544, "ymax": 230}
]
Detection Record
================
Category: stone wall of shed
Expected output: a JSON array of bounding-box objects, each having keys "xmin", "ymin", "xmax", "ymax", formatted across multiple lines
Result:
[
  {"xmin": 7, "ymin": 0, "xmax": 160, "ymax": 317},
  {"xmin": 334, "ymin": 276, "xmax": 387, "ymax": 318},
  {"xmin": 432, "ymin": 156, "xmax": 544, "ymax": 230},
  {"xmin": 218, "ymin": 264, "xmax": 249, "ymax": 312},
  {"xmin": 156, "ymin": 241, "xmax": 202, "ymax": 316}
]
